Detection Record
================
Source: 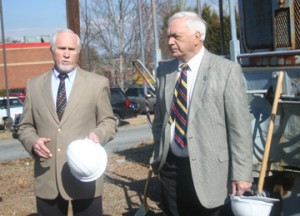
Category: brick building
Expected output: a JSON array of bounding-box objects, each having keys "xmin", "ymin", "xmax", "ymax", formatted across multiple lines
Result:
[{"xmin": 0, "ymin": 42, "xmax": 53, "ymax": 90}]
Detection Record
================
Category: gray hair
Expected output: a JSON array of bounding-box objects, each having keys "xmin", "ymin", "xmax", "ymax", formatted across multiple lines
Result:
[
  {"xmin": 168, "ymin": 11, "xmax": 207, "ymax": 41},
  {"xmin": 50, "ymin": 29, "xmax": 81, "ymax": 53}
]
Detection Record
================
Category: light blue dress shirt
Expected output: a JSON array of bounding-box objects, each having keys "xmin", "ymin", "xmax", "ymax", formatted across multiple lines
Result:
[{"xmin": 52, "ymin": 68, "xmax": 77, "ymax": 108}]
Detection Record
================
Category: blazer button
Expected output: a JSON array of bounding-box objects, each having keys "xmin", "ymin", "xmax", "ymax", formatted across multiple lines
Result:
[
  {"xmin": 58, "ymin": 128, "xmax": 61, "ymax": 132},
  {"xmin": 57, "ymin": 148, "xmax": 61, "ymax": 152}
]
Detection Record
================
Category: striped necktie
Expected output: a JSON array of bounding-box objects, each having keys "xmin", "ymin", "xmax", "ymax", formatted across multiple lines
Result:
[
  {"xmin": 169, "ymin": 64, "xmax": 188, "ymax": 148},
  {"xmin": 56, "ymin": 73, "xmax": 68, "ymax": 121}
]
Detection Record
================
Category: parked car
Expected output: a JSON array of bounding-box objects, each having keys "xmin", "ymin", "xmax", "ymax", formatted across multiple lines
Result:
[
  {"xmin": 129, "ymin": 101, "xmax": 141, "ymax": 115},
  {"xmin": 9, "ymin": 88, "xmax": 26, "ymax": 102},
  {"xmin": 110, "ymin": 87, "xmax": 135, "ymax": 126},
  {"xmin": 0, "ymin": 97, "xmax": 23, "ymax": 130},
  {"xmin": 125, "ymin": 85, "xmax": 156, "ymax": 113}
]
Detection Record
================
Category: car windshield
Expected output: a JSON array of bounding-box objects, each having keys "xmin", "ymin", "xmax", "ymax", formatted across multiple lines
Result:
[
  {"xmin": 126, "ymin": 86, "xmax": 156, "ymax": 97},
  {"xmin": 0, "ymin": 98, "xmax": 23, "ymax": 109},
  {"xmin": 9, "ymin": 89, "xmax": 25, "ymax": 94},
  {"xmin": 110, "ymin": 88, "xmax": 126, "ymax": 100}
]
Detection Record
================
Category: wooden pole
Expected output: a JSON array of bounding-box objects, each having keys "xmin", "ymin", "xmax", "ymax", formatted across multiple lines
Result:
[
  {"xmin": 66, "ymin": 0, "xmax": 82, "ymax": 66},
  {"xmin": 66, "ymin": 0, "xmax": 80, "ymax": 37},
  {"xmin": 257, "ymin": 71, "xmax": 284, "ymax": 194}
]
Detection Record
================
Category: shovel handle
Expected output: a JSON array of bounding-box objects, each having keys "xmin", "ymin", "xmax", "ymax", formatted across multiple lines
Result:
[
  {"xmin": 257, "ymin": 71, "xmax": 284, "ymax": 194},
  {"xmin": 143, "ymin": 167, "xmax": 153, "ymax": 208}
]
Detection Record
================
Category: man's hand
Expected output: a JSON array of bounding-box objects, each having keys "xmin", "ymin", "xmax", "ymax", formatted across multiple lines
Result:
[
  {"xmin": 87, "ymin": 132, "xmax": 99, "ymax": 144},
  {"xmin": 231, "ymin": 181, "xmax": 252, "ymax": 196},
  {"xmin": 33, "ymin": 137, "xmax": 52, "ymax": 159}
]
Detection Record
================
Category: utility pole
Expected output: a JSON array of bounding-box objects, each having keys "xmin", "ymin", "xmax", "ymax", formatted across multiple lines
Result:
[
  {"xmin": 66, "ymin": 0, "xmax": 82, "ymax": 66},
  {"xmin": 84, "ymin": 0, "xmax": 91, "ymax": 71},
  {"xmin": 178, "ymin": 0, "xmax": 185, "ymax": 11},
  {"xmin": 197, "ymin": 0, "xmax": 201, "ymax": 15},
  {"xmin": 138, "ymin": 0, "xmax": 145, "ymax": 64},
  {"xmin": 0, "ymin": 0, "xmax": 10, "ymax": 118},
  {"xmin": 229, "ymin": 0, "xmax": 240, "ymax": 62},
  {"xmin": 151, "ymin": 0, "xmax": 161, "ymax": 70},
  {"xmin": 66, "ymin": 0, "xmax": 80, "ymax": 37},
  {"xmin": 219, "ymin": 0, "xmax": 225, "ymax": 55}
]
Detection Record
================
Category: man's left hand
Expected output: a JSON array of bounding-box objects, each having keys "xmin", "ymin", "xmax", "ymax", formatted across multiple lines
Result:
[
  {"xmin": 231, "ymin": 181, "xmax": 252, "ymax": 196},
  {"xmin": 87, "ymin": 132, "xmax": 100, "ymax": 144}
]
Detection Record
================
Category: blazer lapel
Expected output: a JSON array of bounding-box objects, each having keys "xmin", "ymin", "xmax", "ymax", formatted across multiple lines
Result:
[
  {"xmin": 189, "ymin": 49, "xmax": 213, "ymax": 121},
  {"xmin": 59, "ymin": 68, "xmax": 87, "ymax": 125},
  {"xmin": 41, "ymin": 71, "xmax": 59, "ymax": 123},
  {"xmin": 165, "ymin": 61, "xmax": 179, "ymax": 116}
]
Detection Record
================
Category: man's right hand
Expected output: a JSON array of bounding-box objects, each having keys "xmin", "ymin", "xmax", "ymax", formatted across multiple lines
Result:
[{"xmin": 33, "ymin": 138, "xmax": 52, "ymax": 159}]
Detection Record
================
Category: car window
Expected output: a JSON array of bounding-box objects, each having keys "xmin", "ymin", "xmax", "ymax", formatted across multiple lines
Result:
[
  {"xmin": 10, "ymin": 98, "xmax": 23, "ymax": 107},
  {"xmin": 0, "ymin": 100, "xmax": 5, "ymax": 109},
  {"xmin": 141, "ymin": 88, "xmax": 155, "ymax": 97},
  {"xmin": 0, "ymin": 98, "xmax": 23, "ymax": 109},
  {"xmin": 126, "ymin": 88, "xmax": 139, "ymax": 97},
  {"xmin": 9, "ymin": 89, "xmax": 25, "ymax": 94},
  {"xmin": 138, "ymin": 88, "xmax": 144, "ymax": 97},
  {"xmin": 110, "ymin": 88, "xmax": 126, "ymax": 100}
]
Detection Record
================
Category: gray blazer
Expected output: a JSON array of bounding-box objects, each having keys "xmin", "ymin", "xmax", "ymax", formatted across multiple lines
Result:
[
  {"xmin": 18, "ymin": 67, "xmax": 116, "ymax": 200},
  {"xmin": 151, "ymin": 49, "xmax": 253, "ymax": 208}
]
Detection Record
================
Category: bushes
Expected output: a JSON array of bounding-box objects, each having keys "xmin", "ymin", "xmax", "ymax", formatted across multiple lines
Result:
[{"xmin": 0, "ymin": 89, "xmax": 7, "ymax": 97}]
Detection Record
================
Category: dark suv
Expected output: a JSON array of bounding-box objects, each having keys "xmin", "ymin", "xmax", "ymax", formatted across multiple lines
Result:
[
  {"xmin": 125, "ymin": 85, "xmax": 156, "ymax": 113},
  {"xmin": 110, "ymin": 87, "xmax": 135, "ymax": 126}
]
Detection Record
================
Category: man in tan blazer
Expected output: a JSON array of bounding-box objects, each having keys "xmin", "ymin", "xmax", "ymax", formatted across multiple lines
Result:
[
  {"xmin": 18, "ymin": 29, "xmax": 116, "ymax": 215},
  {"xmin": 151, "ymin": 11, "xmax": 253, "ymax": 215}
]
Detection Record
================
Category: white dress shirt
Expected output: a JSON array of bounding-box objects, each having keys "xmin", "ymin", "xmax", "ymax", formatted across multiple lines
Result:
[
  {"xmin": 170, "ymin": 47, "xmax": 205, "ymax": 157},
  {"xmin": 52, "ymin": 68, "xmax": 77, "ymax": 108}
]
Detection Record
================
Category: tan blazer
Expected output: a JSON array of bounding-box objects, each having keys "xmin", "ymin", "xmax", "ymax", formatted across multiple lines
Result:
[
  {"xmin": 151, "ymin": 49, "xmax": 253, "ymax": 208},
  {"xmin": 18, "ymin": 67, "xmax": 116, "ymax": 200}
]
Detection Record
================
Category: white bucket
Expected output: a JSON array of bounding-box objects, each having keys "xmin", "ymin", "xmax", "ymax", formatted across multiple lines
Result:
[{"xmin": 230, "ymin": 196, "xmax": 279, "ymax": 216}]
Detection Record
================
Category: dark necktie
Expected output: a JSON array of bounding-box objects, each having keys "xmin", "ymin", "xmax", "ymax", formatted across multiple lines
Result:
[
  {"xmin": 169, "ymin": 64, "xmax": 189, "ymax": 148},
  {"xmin": 56, "ymin": 73, "xmax": 68, "ymax": 121}
]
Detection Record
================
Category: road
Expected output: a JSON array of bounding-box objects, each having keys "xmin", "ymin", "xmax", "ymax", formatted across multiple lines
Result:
[{"xmin": 0, "ymin": 124, "xmax": 153, "ymax": 163}]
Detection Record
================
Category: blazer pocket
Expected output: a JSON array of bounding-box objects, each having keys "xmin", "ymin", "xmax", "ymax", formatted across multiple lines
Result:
[
  {"xmin": 38, "ymin": 157, "xmax": 50, "ymax": 168},
  {"xmin": 218, "ymin": 151, "xmax": 229, "ymax": 163}
]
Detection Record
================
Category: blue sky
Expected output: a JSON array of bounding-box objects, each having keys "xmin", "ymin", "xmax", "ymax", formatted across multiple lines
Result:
[
  {"xmin": 2, "ymin": 0, "xmax": 218, "ymax": 41},
  {"xmin": 2, "ymin": 0, "xmax": 67, "ymax": 40}
]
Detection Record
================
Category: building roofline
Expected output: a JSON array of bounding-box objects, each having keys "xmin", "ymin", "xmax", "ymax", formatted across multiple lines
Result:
[{"xmin": 0, "ymin": 42, "xmax": 50, "ymax": 49}]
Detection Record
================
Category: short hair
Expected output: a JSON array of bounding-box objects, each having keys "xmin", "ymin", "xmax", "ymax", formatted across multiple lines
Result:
[
  {"xmin": 168, "ymin": 11, "xmax": 207, "ymax": 41},
  {"xmin": 50, "ymin": 29, "xmax": 81, "ymax": 53}
]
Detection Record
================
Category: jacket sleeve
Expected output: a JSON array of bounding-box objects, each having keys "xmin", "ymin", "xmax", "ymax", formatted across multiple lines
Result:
[
  {"xmin": 224, "ymin": 63, "xmax": 253, "ymax": 182},
  {"xmin": 92, "ymin": 77, "xmax": 116, "ymax": 145},
  {"xmin": 17, "ymin": 79, "xmax": 40, "ymax": 155}
]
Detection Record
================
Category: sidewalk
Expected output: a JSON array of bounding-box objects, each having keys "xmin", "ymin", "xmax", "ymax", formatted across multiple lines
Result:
[
  {"xmin": 0, "ymin": 115, "xmax": 152, "ymax": 142},
  {"xmin": 121, "ymin": 114, "xmax": 152, "ymax": 127}
]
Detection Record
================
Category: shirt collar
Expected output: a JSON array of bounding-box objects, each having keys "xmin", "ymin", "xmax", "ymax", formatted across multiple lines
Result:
[
  {"xmin": 53, "ymin": 67, "xmax": 77, "ymax": 80},
  {"xmin": 178, "ymin": 46, "xmax": 205, "ymax": 72}
]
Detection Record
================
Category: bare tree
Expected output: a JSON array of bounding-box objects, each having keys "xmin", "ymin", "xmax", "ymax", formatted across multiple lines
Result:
[
  {"xmin": 80, "ymin": 0, "xmax": 142, "ymax": 88},
  {"xmin": 80, "ymin": 0, "xmax": 222, "ymax": 86}
]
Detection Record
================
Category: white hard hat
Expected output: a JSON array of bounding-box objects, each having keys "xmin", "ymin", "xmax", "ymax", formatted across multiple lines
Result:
[
  {"xmin": 230, "ymin": 195, "xmax": 279, "ymax": 216},
  {"xmin": 66, "ymin": 138, "xmax": 107, "ymax": 182}
]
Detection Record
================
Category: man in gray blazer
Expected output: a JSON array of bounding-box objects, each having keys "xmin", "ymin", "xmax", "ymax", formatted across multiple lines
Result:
[
  {"xmin": 18, "ymin": 29, "xmax": 116, "ymax": 215},
  {"xmin": 151, "ymin": 11, "xmax": 253, "ymax": 215}
]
